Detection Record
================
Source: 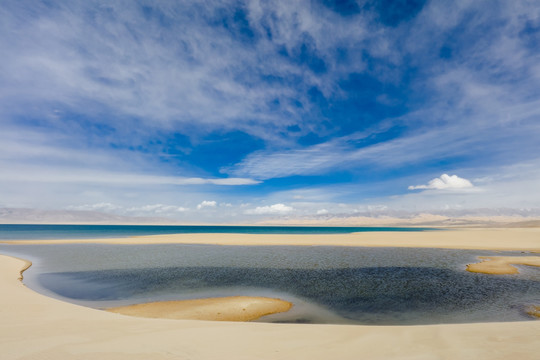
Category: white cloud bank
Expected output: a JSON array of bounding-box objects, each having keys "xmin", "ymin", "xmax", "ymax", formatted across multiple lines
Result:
[
  {"xmin": 408, "ymin": 174, "xmax": 474, "ymax": 190},
  {"xmin": 245, "ymin": 203, "xmax": 294, "ymax": 215},
  {"xmin": 127, "ymin": 204, "xmax": 188, "ymax": 213},
  {"xmin": 68, "ymin": 203, "xmax": 189, "ymax": 214},
  {"xmin": 67, "ymin": 202, "xmax": 120, "ymax": 212}
]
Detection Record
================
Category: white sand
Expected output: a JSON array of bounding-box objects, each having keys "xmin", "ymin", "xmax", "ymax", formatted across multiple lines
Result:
[
  {"xmin": 1, "ymin": 228, "xmax": 539, "ymax": 359},
  {"xmin": 2, "ymin": 228, "xmax": 540, "ymax": 251}
]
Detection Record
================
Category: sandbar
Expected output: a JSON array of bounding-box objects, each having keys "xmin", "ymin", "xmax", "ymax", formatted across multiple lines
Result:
[
  {"xmin": 107, "ymin": 296, "xmax": 293, "ymax": 321},
  {"xmin": 467, "ymin": 256, "xmax": 540, "ymax": 274},
  {"xmin": 527, "ymin": 306, "xmax": 540, "ymax": 318},
  {"xmin": 1, "ymin": 254, "xmax": 539, "ymax": 360},
  {"xmin": 2, "ymin": 228, "xmax": 540, "ymax": 251}
]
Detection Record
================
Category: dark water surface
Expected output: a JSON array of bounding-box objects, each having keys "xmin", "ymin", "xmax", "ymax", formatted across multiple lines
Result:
[{"xmin": 1, "ymin": 243, "xmax": 538, "ymax": 325}]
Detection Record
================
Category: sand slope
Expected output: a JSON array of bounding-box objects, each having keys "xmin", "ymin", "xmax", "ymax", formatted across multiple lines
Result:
[{"xmin": 1, "ymin": 254, "xmax": 539, "ymax": 360}]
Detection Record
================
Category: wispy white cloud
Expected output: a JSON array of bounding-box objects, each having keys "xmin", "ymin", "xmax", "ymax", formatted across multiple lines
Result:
[
  {"xmin": 65, "ymin": 203, "xmax": 190, "ymax": 219},
  {"xmin": 408, "ymin": 174, "xmax": 473, "ymax": 191},
  {"xmin": 0, "ymin": 1, "xmax": 370, "ymax": 140},
  {"xmin": 67, "ymin": 203, "xmax": 189, "ymax": 215},
  {"xmin": 0, "ymin": 164, "xmax": 259, "ymax": 187},
  {"xmin": 66, "ymin": 202, "xmax": 120, "ymax": 212},
  {"xmin": 226, "ymin": 127, "xmax": 479, "ymax": 179}
]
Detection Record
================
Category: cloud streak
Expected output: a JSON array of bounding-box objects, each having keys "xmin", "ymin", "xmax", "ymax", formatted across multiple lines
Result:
[{"xmin": 0, "ymin": 165, "xmax": 259, "ymax": 187}]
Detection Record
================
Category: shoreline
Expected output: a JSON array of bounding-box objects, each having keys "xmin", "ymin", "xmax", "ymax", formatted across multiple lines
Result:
[
  {"xmin": 1, "ymin": 253, "xmax": 539, "ymax": 359},
  {"xmin": 2, "ymin": 228, "xmax": 540, "ymax": 251}
]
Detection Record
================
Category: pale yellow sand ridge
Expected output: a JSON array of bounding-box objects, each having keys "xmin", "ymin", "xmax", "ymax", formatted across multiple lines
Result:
[
  {"xmin": 107, "ymin": 296, "xmax": 293, "ymax": 321},
  {"xmin": 466, "ymin": 256, "xmax": 540, "ymax": 274},
  {"xmin": 2, "ymin": 228, "xmax": 539, "ymax": 251}
]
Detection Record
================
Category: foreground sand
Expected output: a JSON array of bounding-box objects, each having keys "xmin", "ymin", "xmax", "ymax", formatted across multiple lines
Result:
[
  {"xmin": 1, "ymin": 255, "xmax": 539, "ymax": 360},
  {"xmin": 2, "ymin": 228, "xmax": 540, "ymax": 251}
]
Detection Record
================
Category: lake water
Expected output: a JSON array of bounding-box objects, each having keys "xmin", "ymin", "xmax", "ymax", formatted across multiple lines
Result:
[
  {"xmin": 0, "ymin": 225, "xmax": 538, "ymax": 325},
  {"xmin": 0, "ymin": 224, "xmax": 431, "ymax": 240}
]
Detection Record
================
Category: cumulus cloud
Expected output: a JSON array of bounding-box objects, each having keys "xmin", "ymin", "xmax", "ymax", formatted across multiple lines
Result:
[
  {"xmin": 197, "ymin": 200, "xmax": 217, "ymax": 210},
  {"xmin": 408, "ymin": 174, "xmax": 474, "ymax": 190},
  {"xmin": 245, "ymin": 203, "xmax": 294, "ymax": 215}
]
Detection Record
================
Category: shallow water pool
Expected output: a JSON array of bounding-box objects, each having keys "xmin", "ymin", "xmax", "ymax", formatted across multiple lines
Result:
[{"xmin": 2, "ymin": 243, "xmax": 539, "ymax": 325}]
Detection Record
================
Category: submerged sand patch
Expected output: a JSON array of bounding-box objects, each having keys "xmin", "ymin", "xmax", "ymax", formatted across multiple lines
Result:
[
  {"xmin": 466, "ymin": 256, "xmax": 540, "ymax": 275},
  {"xmin": 526, "ymin": 306, "xmax": 540, "ymax": 318},
  {"xmin": 106, "ymin": 296, "xmax": 292, "ymax": 321}
]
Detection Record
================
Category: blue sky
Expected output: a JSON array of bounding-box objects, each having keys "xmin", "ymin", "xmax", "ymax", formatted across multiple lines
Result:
[{"xmin": 1, "ymin": 1, "xmax": 540, "ymax": 223}]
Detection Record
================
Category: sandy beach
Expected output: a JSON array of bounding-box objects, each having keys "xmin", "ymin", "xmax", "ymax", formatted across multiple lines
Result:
[
  {"xmin": 1, "ymin": 228, "xmax": 539, "ymax": 359},
  {"xmin": 3, "ymin": 228, "xmax": 540, "ymax": 251}
]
